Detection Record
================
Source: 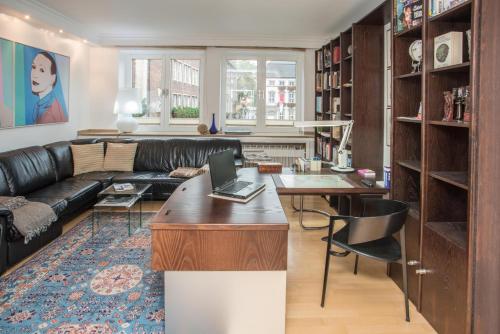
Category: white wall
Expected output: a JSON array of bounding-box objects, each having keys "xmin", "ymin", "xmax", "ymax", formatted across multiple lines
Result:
[
  {"xmin": 83, "ymin": 46, "xmax": 317, "ymax": 131},
  {"xmin": 0, "ymin": 14, "xmax": 90, "ymax": 151}
]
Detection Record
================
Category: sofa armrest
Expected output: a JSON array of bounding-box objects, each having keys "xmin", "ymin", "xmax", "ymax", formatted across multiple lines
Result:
[{"xmin": 0, "ymin": 205, "xmax": 11, "ymax": 274}]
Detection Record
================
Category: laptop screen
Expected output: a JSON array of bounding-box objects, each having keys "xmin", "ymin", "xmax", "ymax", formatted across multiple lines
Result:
[{"xmin": 208, "ymin": 150, "xmax": 237, "ymax": 190}]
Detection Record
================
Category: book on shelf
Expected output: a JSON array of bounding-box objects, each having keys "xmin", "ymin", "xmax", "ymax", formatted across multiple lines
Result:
[
  {"xmin": 323, "ymin": 72, "xmax": 331, "ymax": 90},
  {"xmin": 316, "ymin": 50, "xmax": 324, "ymax": 71},
  {"xmin": 315, "ymin": 73, "xmax": 322, "ymax": 92},
  {"xmin": 429, "ymin": 0, "xmax": 469, "ymax": 17},
  {"xmin": 324, "ymin": 48, "xmax": 332, "ymax": 68},
  {"xmin": 332, "ymin": 72, "xmax": 340, "ymax": 88},
  {"xmin": 394, "ymin": 0, "xmax": 423, "ymax": 33},
  {"xmin": 315, "ymin": 96, "xmax": 322, "ymax": 113},
  {"xmin": 434, "ymin": 31, "xmax": 463, "ymax": 69},
  {"xmin": 333, "ymin": 97, "xmax": 341, "ymax": 114},
  {"xmin": 333, "ymin": 46, "xmax": 341, "ymax": 64}
]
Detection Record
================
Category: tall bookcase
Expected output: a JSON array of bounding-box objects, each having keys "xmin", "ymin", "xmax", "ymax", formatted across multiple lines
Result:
[
  {"xmin": 390, "ymin": 1, "xmax": 474, "ymax": 333},
  {"xmin": 314, "ymin": 2, "xmax": 388, "ymax": 178}
]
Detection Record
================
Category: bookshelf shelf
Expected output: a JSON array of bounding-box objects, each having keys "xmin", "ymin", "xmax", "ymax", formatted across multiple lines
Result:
[
  {"xmin": 428, "ymin": 0, "xmax": 472, "ymax": 23},
  {"xmin": 396, "ymin": 117, "xmax": 422, "ymax": 124},
  {"xmin": 429, "ymin": 62, "xmax": 470, "ymax": 73},
  {"xmin": 426, "ymin": 221, "xmax": 467, "ymax": 250},
  {"xmin": 394, "ymin": 23, "xmax": 422, "ymax": 38},
  {"xmin": 394, "ymin": 72, "xmax": 422, "ymax": 79},
  {"xmin": 429, "ymin": 120, "xmax": 470, "ymax": 128},
  {"xmin": 429, "ymin": 171, "xmax": 469, "ymax": 190},
  {"xmin": 397, "ymin": 160, "xmax": 421, "ymax": 173}
]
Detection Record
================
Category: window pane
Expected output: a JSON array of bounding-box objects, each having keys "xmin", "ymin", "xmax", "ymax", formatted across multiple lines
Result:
[
  {"xmin": 266, "ymin": 61, "xmax": 297, "ymax": 126},
  {"xmin": 225, "ymin": 60, "xmax": 257, "ymax": 125},
  {"xmin": 170, "ymin": 59, "xmax": 200, "ymax": 124},
  {"xmin": 132, "ymin": 58, "xmax": 163, "ymax": 125}
]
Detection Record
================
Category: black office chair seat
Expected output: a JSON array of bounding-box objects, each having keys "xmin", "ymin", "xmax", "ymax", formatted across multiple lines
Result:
[
  {"xmin": 321, "ymin": 226, "xmax": 402, "ymax": 263},
  {"xmin": 320, "ymin": 199, "xmax": 410, "ymax": 322}
]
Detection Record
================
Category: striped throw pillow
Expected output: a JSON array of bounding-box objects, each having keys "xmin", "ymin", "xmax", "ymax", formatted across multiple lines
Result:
[
  {"xmin": 71, "ymin": 143, "xmax": 105, "ymax": 176},
  {"xmin": 103, "ymin": 142, "xmax": 138, "ymax": 172}
]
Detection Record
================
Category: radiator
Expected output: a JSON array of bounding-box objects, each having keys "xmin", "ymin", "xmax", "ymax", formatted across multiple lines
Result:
[{"xmin": 242, "ymin": 143, "xmax": 306, "ymax": 168}]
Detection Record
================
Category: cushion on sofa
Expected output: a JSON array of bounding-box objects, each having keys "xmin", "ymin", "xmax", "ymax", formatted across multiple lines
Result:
[
  {"xmin": 112, "ymin": 172, "xmax": 185, "ymax": 199},
  {"xmin": 27, "ymin": 178, "xmax": 101, "ymax": 214},
  {"xmin": 0, "ymin": 146, "xmax": 57, "ymax": 195},
  {"xmin": 44, "ymin": 141, "xmax": 74, "ymax": 181},
  {"xmin": 103, "ymin": 143, "xmax": 138, "ymax": 172},
  {"xmin": 71, "ymin": 143, "xmax": 105, "ymax": 176}
]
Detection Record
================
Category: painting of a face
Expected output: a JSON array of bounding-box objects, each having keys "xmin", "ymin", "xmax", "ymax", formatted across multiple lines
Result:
[{"xmin": 31, "ymin": 53, "xmax": 56, "ymax": 95}]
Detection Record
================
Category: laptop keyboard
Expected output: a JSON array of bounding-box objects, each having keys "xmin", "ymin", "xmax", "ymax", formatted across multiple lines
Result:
[{"xmin": 222, "ymin": 181, "xmax": 252, "ymax": 193}]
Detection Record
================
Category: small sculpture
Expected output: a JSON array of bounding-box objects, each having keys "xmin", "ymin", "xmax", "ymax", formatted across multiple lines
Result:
[
  {"xmin": 197, "ymin": 123, "xmax": 209, "ymax": 135},
  {"xmin": 443, "ymin": 91, "xmax": 454, "ymax": 122}
]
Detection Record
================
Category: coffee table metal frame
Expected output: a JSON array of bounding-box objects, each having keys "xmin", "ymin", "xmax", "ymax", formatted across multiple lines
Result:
[{"xmin": 92, "ymin": 183, "xmax": 152, "ymax": 237}]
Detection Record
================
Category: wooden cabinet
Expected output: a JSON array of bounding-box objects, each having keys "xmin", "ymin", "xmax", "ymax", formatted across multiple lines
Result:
[{"xmin": 421, "ymin": 225, "xmax": 467, "ymax": 334}]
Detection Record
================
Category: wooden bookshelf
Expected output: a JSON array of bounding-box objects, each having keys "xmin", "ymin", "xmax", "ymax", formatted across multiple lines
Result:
[{"xmin": 390, "ymin": 0, "xmax": 475, "ymax": 333}]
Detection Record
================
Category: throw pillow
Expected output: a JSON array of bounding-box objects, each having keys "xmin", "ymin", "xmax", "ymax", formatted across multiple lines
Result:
[
  {"xmin": 169, "ymin": 165, "xmax": 209, "ymax": 178},
  {"xmin": 103, "ymin": 142, "xmax": 138, "ymax": 172},
  {"xmin": 71, "ymin": 143, "xmax": 105, "ymax": 176}
]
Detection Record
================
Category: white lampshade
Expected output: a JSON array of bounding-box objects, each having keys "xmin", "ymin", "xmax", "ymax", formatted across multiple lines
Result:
[
  {"xmin": 115, "ymin": 88, "xmax": 140, "ymax": 133},
  {"xmin": 114, "ymin": 88, "xmax": 141, "ymax": 115}
]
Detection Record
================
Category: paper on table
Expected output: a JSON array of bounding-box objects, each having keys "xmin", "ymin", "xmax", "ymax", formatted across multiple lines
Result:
[{"xmin": 279, "ymin": 174, "xmax": 353, "ymax": 189}]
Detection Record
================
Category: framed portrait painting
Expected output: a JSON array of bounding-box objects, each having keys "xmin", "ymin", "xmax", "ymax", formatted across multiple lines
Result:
[{"xmin": 14, "ymin": 43, "xmax": 69, "ymax": 126}]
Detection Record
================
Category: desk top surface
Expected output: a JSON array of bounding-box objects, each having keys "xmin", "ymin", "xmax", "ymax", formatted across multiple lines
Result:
[
  {"xmin": 272, "ymin": 168, "xmax": 389, "ymax": 195},
  {"xmin": 150, "ymin": 168, "xmax": 288, "ymax": 231}
]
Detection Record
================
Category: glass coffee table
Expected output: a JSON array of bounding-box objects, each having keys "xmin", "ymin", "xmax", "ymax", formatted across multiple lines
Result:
[{"xmin": 92, "ymin": 183, "xmax": 152, "ymax": 237}]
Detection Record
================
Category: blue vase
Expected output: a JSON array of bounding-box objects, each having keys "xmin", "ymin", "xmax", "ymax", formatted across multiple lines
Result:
[{"xmin": 209, "ymin": 113, "xmax": 218, "ymax": 134}]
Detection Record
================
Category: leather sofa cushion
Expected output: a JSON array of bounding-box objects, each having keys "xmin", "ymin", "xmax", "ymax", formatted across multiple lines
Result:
[
  {"xmin": 133, "ymin": 138, "xmax": 243, "ymax": 172},
  {"xmin": 113, "ymin": 172, "xmax": 185, "ymax": 199},
  {"xmin": 28, "ymin": 178, "xmax": 101, "ymax": 214},
  {"xmin": 0, "ymin": 146, "xmax": 57, "ymax": 195},
  {"xmin": 74, "ymin": 171, "xmax": 122, "ymax": 189},
  {"xmin": 44, "ymin": 141, "xmax": 73, "ymax": 181},
  {"xmin": 0, "ymin": 168, "xmax": 11, "ymax": 196}
]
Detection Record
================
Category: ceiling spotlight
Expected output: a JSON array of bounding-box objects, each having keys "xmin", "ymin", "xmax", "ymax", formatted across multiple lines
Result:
[
  {"xmin": 24, "ymin": 15, "xmax": 30, "ymax": 20},
  {"xmin": 59, "ymin": 29, "xmax": 63, "ymax": 33}
]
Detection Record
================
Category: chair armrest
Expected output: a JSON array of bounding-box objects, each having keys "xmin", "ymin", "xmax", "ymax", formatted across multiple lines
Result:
[{"xmin": 0, "ymin": 204, "xmax": 14, "ymax": 241}]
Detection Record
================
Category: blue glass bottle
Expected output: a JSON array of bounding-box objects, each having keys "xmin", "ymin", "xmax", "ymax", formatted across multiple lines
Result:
[{"xmin": 209, "ymin": 113, "xmax": 218, "ymax": 134}]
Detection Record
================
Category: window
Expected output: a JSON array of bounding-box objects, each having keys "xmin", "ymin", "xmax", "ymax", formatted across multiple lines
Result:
[
  {"xmin": 268, "ymin": 90, "xmax": 276, "ymax": 104},
  {"xmin": 131, "ymin": 58, "xmax": 163, "ymax": 125},
  {"xmin": 125, "ymin": 51, "xmax": 203, "ymax": 127},
  {"xmin": 221, "ymin": 52, "xmax": 302, "ymax": 130}
]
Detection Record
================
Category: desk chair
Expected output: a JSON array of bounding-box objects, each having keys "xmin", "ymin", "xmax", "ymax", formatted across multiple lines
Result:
[{"xmin": 321, "ymin": 199, "xmax": 410, "ymax": 321}]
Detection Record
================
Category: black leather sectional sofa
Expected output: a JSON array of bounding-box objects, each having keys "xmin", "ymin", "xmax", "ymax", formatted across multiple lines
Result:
[{"xmin": 0, "ymin": 137, "xmax": 243, "ymax": 274}]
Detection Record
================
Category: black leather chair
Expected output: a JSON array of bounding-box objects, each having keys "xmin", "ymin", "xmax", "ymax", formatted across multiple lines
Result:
[{"xmin": 320, "ymin": 199, "xmax": 410, "ymax": 321}]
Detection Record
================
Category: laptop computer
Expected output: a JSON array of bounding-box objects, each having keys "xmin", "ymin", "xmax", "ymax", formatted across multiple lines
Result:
[{"xmin": 208, "ymin": 150, "xmax": 265, "ymax": 199}]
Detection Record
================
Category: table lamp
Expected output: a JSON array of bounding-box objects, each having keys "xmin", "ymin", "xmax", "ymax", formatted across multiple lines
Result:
[
  {"xmin": 114, "ymin": 88, "xmax": 141, "ymax": 133},
  {"xmin": 294, "ymin": 120, "xmax": 355, "ymax": 173}
]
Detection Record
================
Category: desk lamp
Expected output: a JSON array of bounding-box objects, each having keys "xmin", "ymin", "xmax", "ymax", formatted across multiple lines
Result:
[{"xmin": 294, "ymin": 120, "xmax": 355, "ymax": 173}]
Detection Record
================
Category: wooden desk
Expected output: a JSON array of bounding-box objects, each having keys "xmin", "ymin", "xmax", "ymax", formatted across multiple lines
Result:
[
  {"xmin": 151, "ymin": 168, "xmax": 288, "ymax": 334},
  {"xmin": 272, "ymin": 168, "xmax": 389, "ymax": 229}
]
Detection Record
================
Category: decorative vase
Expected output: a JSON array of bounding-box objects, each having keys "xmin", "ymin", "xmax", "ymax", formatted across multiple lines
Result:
[{"xmin": 209, "ymin": 113, "xmax": 218, "ymax": 134}]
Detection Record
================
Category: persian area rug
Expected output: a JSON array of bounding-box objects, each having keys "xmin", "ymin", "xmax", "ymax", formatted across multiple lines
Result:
[{"xmin": 0, "ymin": 212, "xmax": 165, "ymax": 334}]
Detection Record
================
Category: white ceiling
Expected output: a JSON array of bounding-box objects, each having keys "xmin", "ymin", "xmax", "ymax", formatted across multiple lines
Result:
[{"xmin": 2, "ymin": 0, "xmax": 385, "ymax": 48}]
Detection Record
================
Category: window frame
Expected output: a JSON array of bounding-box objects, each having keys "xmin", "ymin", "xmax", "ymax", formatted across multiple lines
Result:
[
  {"xmin": 220, "ymin": 49, "xmax": 304, "ymax": 133},
  {"xmin": 121, "ymin": 49, "xmax": 205, "ymax": 131}
]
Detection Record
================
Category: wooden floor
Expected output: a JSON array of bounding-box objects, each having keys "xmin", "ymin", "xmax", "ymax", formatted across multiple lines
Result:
[{"xmin": 2, "ymin": 197, "xmax": 436, "ymax": 333}]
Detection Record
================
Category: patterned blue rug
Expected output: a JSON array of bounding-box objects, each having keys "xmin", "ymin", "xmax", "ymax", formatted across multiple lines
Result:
[{"xmin": 0, "ymin": 212, "xmax": 164, "ymax": 334}]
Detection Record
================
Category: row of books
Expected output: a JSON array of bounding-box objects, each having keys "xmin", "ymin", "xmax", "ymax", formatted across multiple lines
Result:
[
  {"xmin": 317, "ymin": 46, "xmax": 343, "ymax": 71},
  {"xmin": 315, "ymin": 72, "xmax": 341, "ymax": 91},
  {"xmin": 316, "ymin": 137, "xmax": 333, "ymax": 162},
  {"xmin": 429, "ymin": 0, "xmax": 469, "ymax": 17},
  {"xmin": 316, "ymin": 50, "xmax": 324, "ymax": 71}
]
